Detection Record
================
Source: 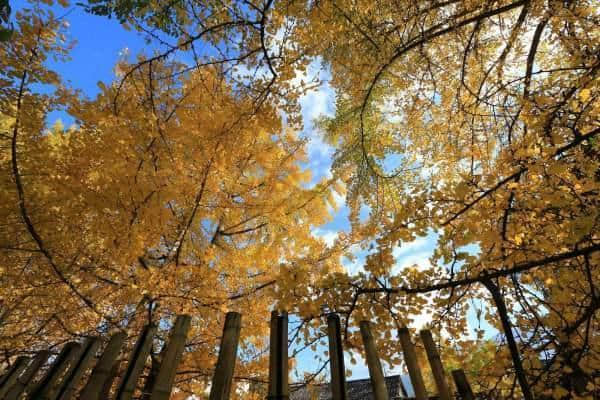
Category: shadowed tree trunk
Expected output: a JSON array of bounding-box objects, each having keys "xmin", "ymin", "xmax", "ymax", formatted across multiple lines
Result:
[{"xmin": 482, "ymin": 278, "xmax": 533, "ymax": 400}]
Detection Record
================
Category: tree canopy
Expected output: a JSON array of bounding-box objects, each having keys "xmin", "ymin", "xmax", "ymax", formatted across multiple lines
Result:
[{"xmin": 0, "ymin": 0, "xmax": 598, "ymax": 398}]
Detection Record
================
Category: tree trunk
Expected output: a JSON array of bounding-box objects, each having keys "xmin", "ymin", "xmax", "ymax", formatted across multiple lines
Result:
[{"xmin": 482, "ymin": 278, "xmax": 533, "ymax": 400}]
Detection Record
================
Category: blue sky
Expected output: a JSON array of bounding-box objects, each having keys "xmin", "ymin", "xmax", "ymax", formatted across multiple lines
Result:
[{"xmin": 13, "ymin": 0, "xmax": 495, "ymax": 383}]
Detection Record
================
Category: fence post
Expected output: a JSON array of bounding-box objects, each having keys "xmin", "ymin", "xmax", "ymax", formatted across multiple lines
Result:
[
  {"xmin": 47, "ymin": 339, "xmax": 90, "ymax": 400},
  {"xmin": 451, "ymin": 369, "xmax": 474, "ymax": 400},
  {"xmin": 279, "ymin": 312, "xmax": 289, "ymax": 400},
  {"xmin": 99, "ymin": 360, "xmax": 120, "ymax": 399},
  {"xmin": 27, "ymin": 342, "xmax": 81, "ymax": 400},
  {"xmin": 57, "ymin": 337, "xmax": 101, "ymax": 400},
  {"xmin": 419, "ymin": 330, "xmax": 452, "ymax": 400},
  {"xmin": 115, "ymin": 324, "xmax": 157, "ymax": 400},
  {"xmin": 79, "ymin": 332, "xmax": 126, "ymax": 400},
  {"xmin": 149, "ymin": 315, "xmax": 192, "ymax": 400},
  {"xmin": 4, "ymin": 351, "xmax": 50, "ymax": 400},
  {"xmin": 0, "ymin": 356, "xmax": 29, "ymax": 397},
  {"xmin": 209, "ymin": 312, "xmax": 242, "ymax": 400},
  {"xmin": 0, "ymin": 356, "xmax": 28, "ymax": 386},
  {"xmin": 267, "ymin": 311, "xmax": 278, "ymax": 399},
  {"xmin": 359, "ymin": 321, "xmax": 389, "ymax": 400},
  {"xmin": 327, "ymin": 314, "xmax": 348, "ymax": 400},
  {"xmin": 267, "ymin": 311, "xmax": 288, "ymax": 400},
  {"xmin": 397, "ymin": 328, "xmax": 427, "ymax": 400}
]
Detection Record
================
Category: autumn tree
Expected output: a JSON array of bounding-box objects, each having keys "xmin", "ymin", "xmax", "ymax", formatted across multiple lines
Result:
[
  {"xmin": 1, "ymin": 0, "xmax": 599, "ymax": 399},
  {"xmin": 282, "ymin": 0, "xmax": 599, "ymax": 398},
  {"xmin": 0, "ymin": 1, "xmax": 345, "ymax": 396}
]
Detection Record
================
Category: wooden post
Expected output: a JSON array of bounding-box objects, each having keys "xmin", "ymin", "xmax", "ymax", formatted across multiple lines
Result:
[
  {"xmin": 397, "ymin": 327, "xmax": 427, "ymax": 400},
  {"xmin": 115, "ymin": 324, "xmax": 157, "ymax": 400},
  {"xmin": 267, "ymin": 311, "xmax": 277, "ymax": 398},
  {"xmin": 0, "ymin": 356, "xmax": 29, "ymax": 397},
  {"xmin": 27, "ymin": 342, "xmax": 81, "ymax": 400},
  {"xmin": 359, "ymin": 321, "xmax": 389, "ymax": 400},
  {"xmin": 79, "ymin": 332, "xmax": 126, "ymax": 400},
  {"xmin": 4, "ymin": 351, "xmax": 50, "ymax": 400},
  {"xmin": 278, "ymin": 312, "xmax": 289, "ymax": 400},
  {"xmin": 45, "ymin": 341, "xmax": 88, "ymax": 400},
  {"xmin": 327, "ymin": 314, "xmax": 348, "ymax": 400},
  {"xmin": 209, "ymin": 312, "xmax": 242, "ymax": 400},
  {"xmin": 419, "ymin": 330, "xmax": 452, "ymax": 400},
  {"xmin": 0, "ymin": 356, "xmax": 28, "ymax": 386},
  {"xmin": 267, "ymin": 311, "xmax": 288, "ymax": 400},
  {"xmin": 140, "ymin": 354, "xmax": 160, "ymax": 400},
  {"xmin": 451, "ymin": 369, "xmax": 474, "ymax": 400},
  {"xmin": 149, "ymin": 315, "xmax": 192, "ymax": 400},
  {"xmin": 99, "ymin": 361, "xmax": 120, "ymax": 399},
  {"xmin": 57, "ymin": 337, "xmax": 101, "ymax": 400}
]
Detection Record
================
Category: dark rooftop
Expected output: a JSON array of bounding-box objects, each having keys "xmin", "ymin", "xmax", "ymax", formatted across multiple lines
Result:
[{"xmin": 290, "ymin": 375, "xmax": 413, "ymax": 400}]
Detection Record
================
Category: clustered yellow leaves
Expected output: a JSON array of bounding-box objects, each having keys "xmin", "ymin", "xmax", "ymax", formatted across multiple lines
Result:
[
  {"xmin": 1, "ymin": 0, "xmax": 599, "ymax": 398},
  {"xmin": 0, "ymin": 1, "xmax": 347, "ymax": 396},
  {"xmin": 279, "ymin": 0, "xmax": 599, "ymax": 397}
]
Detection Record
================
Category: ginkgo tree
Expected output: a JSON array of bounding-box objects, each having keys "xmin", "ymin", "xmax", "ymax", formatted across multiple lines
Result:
[
  {"xmin": 1, "ymin": 0, "xmax": 599, "ymax": 399},
  {"xmin": 282, "ymin": 0, "xmax": 599, "ymax": 398},
  {"xmin": 0, "ymin": 2, "xmax": 347, "ymax": 397}
]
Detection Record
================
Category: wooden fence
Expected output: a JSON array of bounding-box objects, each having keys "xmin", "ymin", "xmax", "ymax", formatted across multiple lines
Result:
[{"xmin": 0, "ymin": 311, "xmax": 475, "ymax": 400}]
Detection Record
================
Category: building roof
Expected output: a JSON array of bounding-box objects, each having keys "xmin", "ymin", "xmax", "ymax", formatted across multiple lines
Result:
[{"xmin": 290, "ymin": 375, "xmax": 413, "ymax": 400}]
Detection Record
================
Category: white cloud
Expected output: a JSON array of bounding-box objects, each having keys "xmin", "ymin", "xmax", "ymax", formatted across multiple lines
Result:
[
  {"xmin": 341, "ymin": 243, "xmax": 368, "ymax": 274},
  {"xmin": 409, "ymin": 308, "xmax": 432, "ymax": 331},
  {"xmin": 392, "ymin": 236, "xmax": 429, "ymax": 259},
  {"xmin": 392, "ymin": 232, "xmax": 440, "ymax": 274},
  {"xmin": 312, "ymin": 228, "xmax": 339, "ymax": 247},
  {"xmin": 394, "ymin": 251, "xmax": 432, "ymax": 272},
  {"xmin": 295, "ymin": 59, "xmax": 336, "ymax": 184},
  {"xmin": 303, "ymin": 91, "xmax": 334, "ymax": 164},
  {"xmin": 327, "ymin": 183, "xmax": 347, "ymax": 214}
]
